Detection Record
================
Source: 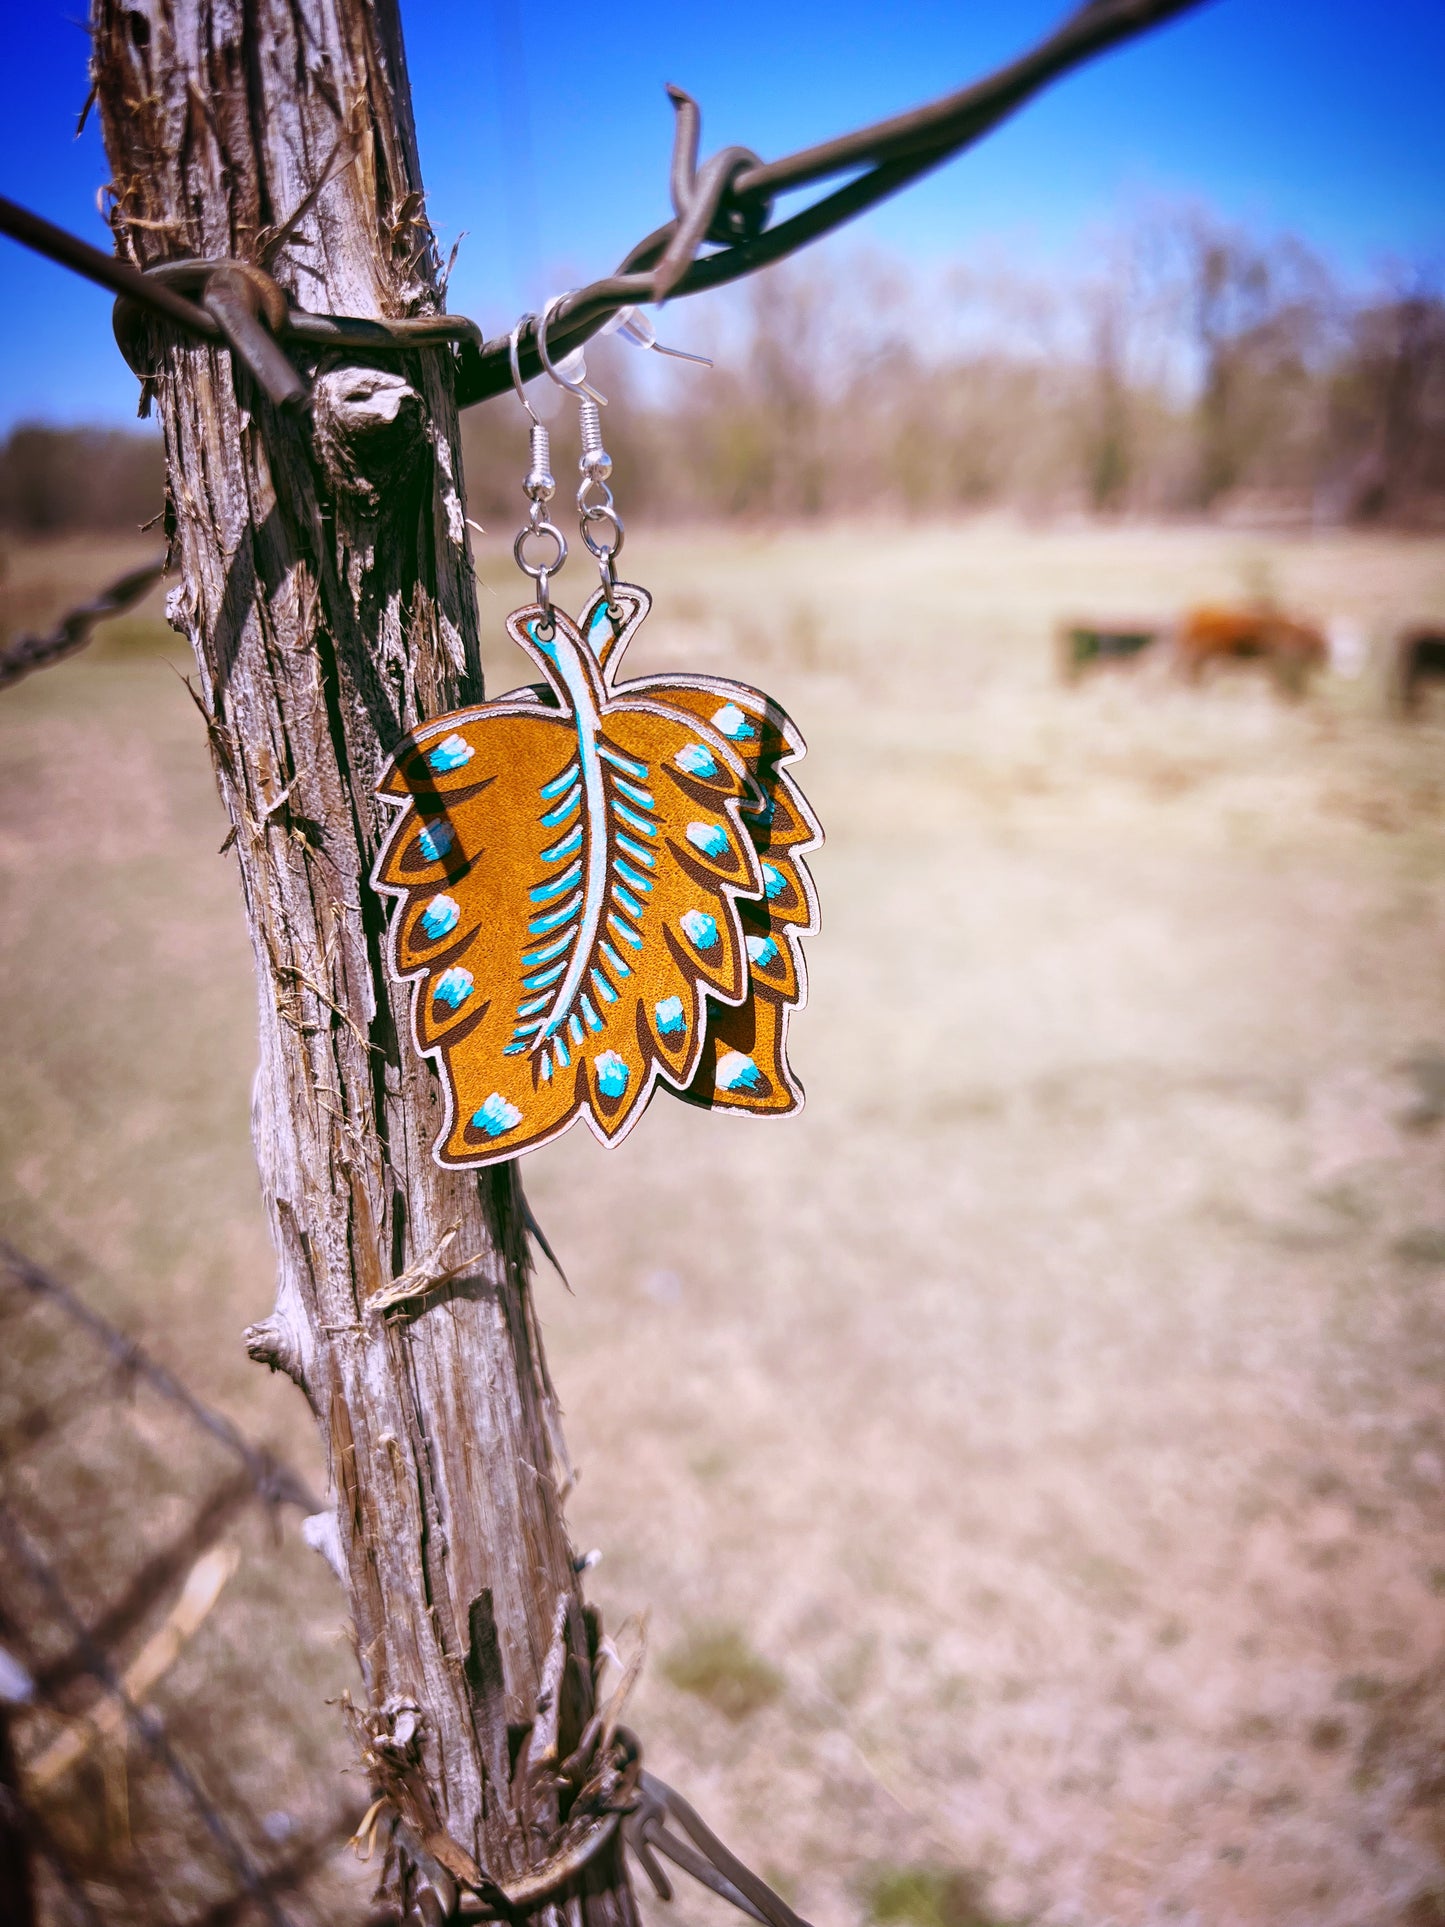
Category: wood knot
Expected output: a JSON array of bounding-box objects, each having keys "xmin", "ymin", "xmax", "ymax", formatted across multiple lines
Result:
[
  {"xmin": 311, "ymin": 366, "xmax": 428, "ymax": 510},
  {"xmin": 244, "ymin": 1311, "xmax": 306, "ymax": 1388}
]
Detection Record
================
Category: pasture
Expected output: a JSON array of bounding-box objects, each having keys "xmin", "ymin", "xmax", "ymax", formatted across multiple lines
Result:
[{"xmin": 3, "ymin": 518, "xmax": 1445, "ymax": 1926}]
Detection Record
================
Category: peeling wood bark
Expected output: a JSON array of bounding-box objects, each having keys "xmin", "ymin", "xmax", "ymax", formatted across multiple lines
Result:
[{"xmin": 90, "ymin": 5, "xmax": 635, "ymax": 1917}]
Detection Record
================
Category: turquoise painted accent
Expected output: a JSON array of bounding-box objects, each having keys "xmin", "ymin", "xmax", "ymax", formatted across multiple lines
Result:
[
  {"xmin": 509, "ymin": 1018, "xmax": 545, "ymax": 1038},
  {"xmin": 432, "ymin": 966, "xmax": 474, "ymax": 1009},
  {"xmin": 613, "ymin": 774, "xmax": 655, "ymax": 809},
  {"xmin": 616, "ymin": 832, "xmax": 656, "ymax": 868},
  {"xmin": 503, "ymin": 1041, "xmax": 529, "ymax": 1056},
  {"xmin": 600, "ymin": 942, "xmax": 631, "ymax": 978},
  {"xmin": 675, "ymin": 742, "xmax": 717, "ymax": 778},
  {"xmin": 612, "ymin": 881, "xmax": 644, "ymax": 919},
  {"xmin": 521, "ymin": 959, "xmax": 567, "ymax": 992},
  {"xmin": 608, "ymin": 913, "xmax": 643, "ymax": 950},
  {"xmin": 594, "ymin": 1050, "xmax": 629, "ymax": 1098},
  {"xmin": 539, "ymin": 786, "xmax": 581, "ymax": 828},
  {"xmin": 717, "ymin": 1051, "xmax": 764, "ymax": 1093},
  {"xmin": 421, "ymin": 894, "xmax": 460, "ymax": 940},
  {"xmin": 528, "ymin": 892, "xmax": 583, "ymax": 936},
  {"xmin": 522, "ymin": 930, "xmax": 573, "ymax": 968},
  {"xmin": 417, "ymin": 819, "xmax": 454, "ymax": 861},
  {"xmin": 600, "ymin": 742, "xmax": 649, "ymax": 779},
  {"xmin": 540, "ymin": 763, "xmax": 580, "ymax": 799},
  {"xmin": 427, "ymin": 732, "xmax": 474, "ymax": 772},
  {"xmin": 587, "ymin": 600, "xmax": 616, "ymax": 648},
  {"xmin": 592, "ymin": 968, "xmax": 619, "ymax": 1004},
  {"xmin": 746, "ymin": 934, "xmax": 779, "ymax": 968},
  {"xmin": 763, "ymin": 863, "xmax": 786, "ymax": 900},
  {"xmin": 554, "ymin": 1032, "xmax": 571, "ymax": 1071},
  {"xmin": 614, "ymin": 856, "xmax": 652, "ymax": 893},
  {"xmin": 681, "ymin": 910, "xmax": 719, "ymax": 951},
  {"xmin": 473, "ymin": 1092, "xmax": 522, "ymax": 1137},
  {"xmin": 541, "ymin": 1054, "xmax": 553, "ymax": 1081},
  {"xmin": 516, "ymin": 993, "xmax": 551, "ymax": 1017},
  {"xmin": 685, "ymin": 821, "xmax": 730, "ymax": 859},
  {"xmin": 528, "ymin": 857, "xmax": 582, "ymax": 904},
  {"xmin": 569, "ymin": 1013, "xmax": 584, "ymax": 1045},
  {"xmin": 654, "ymin": 996, "xmax": 685, "ymax": 1037},
  {"xmin": 613, "ymin": 799, "xmax": 657, "ymax": 838},
  {"xmin": 744, "ymin": 795, "xmax": 776, "ymax": 826},
  {"xmin": 711, "ymin": 702, "xmax": 757, "ymax": 742},
  {"xmin": 581, "ymin": 995, "xmax": 602, "ymax": 1032},
  {"xmin": 540, "ymin": 822, "xmax": 584, "ymax": 863}
]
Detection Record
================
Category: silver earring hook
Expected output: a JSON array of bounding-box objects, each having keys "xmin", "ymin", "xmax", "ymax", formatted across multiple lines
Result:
[
  {"xmin": 508, "ymin": 313, "xmax": 542, "ymax": 425},
  {"xmin": 537, "ymin": 291, "xmax": 608, "ymax": 407},
  {"xmin": 508, "ymin": 311, "xmax": 566, "ymax": 627}
]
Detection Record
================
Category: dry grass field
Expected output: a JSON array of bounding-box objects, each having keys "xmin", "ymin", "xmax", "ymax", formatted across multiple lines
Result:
[{"xmin": 3, "ymin": 518, "xmax": 1445, "ymax": 1926}]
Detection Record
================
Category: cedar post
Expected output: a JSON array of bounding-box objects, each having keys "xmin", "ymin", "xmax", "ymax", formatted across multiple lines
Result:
[{"xmin": 90, "ymin": 5, "xmax": 635, "ymax": 1919}]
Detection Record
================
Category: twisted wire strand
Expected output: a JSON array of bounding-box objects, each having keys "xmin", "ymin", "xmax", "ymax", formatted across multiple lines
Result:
[
  {"xmin": 0, "ymin": 0, "xmax": 1204, "ymax": 410},
  {"xmin": 0, "ymin": 559, "xmax": 165, "ymax": 692}
]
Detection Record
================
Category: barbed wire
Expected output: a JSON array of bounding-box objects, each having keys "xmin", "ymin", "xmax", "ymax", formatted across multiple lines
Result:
[
  {"xmin": 0, "ymin": 0, "xmax": 1203, "ymax": 413},
  {"xmin": 0, "ymin": 1242, "xmax": 318, "ymax": 1513},
  {"xmin": 0, "ymin": 559, "xmax": 166, "ymax": 692}
]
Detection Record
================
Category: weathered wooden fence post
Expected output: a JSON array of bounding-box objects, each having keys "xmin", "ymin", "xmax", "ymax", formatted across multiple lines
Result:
[{"xmin": 91, "ymin": 5, "xmax": 634, "ymax": 1918}]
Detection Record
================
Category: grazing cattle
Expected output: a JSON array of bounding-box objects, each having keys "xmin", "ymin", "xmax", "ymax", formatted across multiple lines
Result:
[
  {"xmin": 1174, "ymin": 606, "xmax": 1327, "ymax": 695},
  {"xmin": 1394, "ymin": 629, "xmax": 1445, "ymax": 716},
  {"xmin": 1055, "ymin": 620, "xmax": 1161, "ymax": 683}
]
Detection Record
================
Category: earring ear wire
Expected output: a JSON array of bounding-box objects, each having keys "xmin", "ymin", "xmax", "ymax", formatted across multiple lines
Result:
[
  {"xmin": 534, "ymin": 291, "xmax": 625, "ymax": 609},
  {"xmin": 536, "ymin": 292, "xmax": 607, "ymax": 406},
  {"xmin": 508, "ymin": 312, "xmax": 542, "ymax": 423},
  {"xmin": 509, "ymin": 313, "xmax": 557, "ymax": 517},
  {"xmin": 508, "ymin": 310, "xmax": 567, "ymax": 629}
]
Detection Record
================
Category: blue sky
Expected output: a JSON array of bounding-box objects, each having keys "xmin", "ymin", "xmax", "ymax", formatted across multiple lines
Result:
[{"xmin": 1, "ymin": 0, "xmax": 1441, "ymax": 430}]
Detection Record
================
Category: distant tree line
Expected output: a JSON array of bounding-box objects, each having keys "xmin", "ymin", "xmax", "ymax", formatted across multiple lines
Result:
[
  {"xmin": 468, "ymin": 205, "xmax": 1445, "ymax": 528},
  {"xmin": 0, "ymin": 423, "xmax": 165, "ymax": 532},
  {"xmin": 4, "ymin": 206, "xmax": 1443, "ymax": 533}
]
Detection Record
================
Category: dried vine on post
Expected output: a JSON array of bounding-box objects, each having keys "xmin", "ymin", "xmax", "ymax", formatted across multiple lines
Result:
[{"xmin": 90, "ymin": 4, "xmax": 633, "ymax": 1918}]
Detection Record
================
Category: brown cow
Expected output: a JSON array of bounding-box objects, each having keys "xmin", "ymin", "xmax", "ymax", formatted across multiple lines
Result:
[
  {"xmin": 1393, "ymin": 628, "xmax": 1445, "ymax": 717},
  {"xmin": 1174, "ymin": 606, "xmax": 1327, "ymax": 696},
  {"xmin": 1054, "ymin": 619, "xmax": 1161, "ymax": 684}
]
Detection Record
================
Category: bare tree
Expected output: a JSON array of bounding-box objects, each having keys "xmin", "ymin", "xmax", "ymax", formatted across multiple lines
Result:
[
  {"xmin": 1336, "ymin": 287, "xmax": 1445, "ymax": 521},
  {"xmin": 1174, "ymin": 212, "xmax": 1333, "ymax": 509}
]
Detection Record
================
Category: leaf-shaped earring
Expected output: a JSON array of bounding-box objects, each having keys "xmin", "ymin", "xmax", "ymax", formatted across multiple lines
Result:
[{"xmin": 371, "ymin": 306, "xmax": 821, "ymax": 1168}]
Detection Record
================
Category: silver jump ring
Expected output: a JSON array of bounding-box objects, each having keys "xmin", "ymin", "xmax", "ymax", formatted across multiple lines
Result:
[
  {"xmin": 514, "ymin": 519, "xmax": 567, "ymax": 580},
  {"xmin": 581, "ymin": 502, "xmax": 625, "ymax": 561},
  {"xmin": 576, "ymin": 474, "xmax": 615, "ymax": 516}
]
